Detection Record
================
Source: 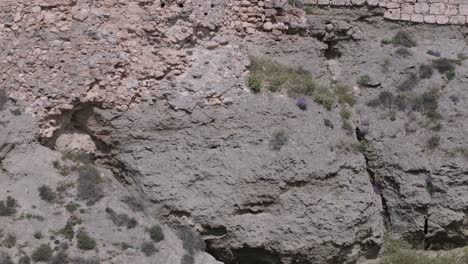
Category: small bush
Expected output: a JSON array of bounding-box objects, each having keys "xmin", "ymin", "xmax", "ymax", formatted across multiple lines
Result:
[
  {"xmin": 357, "ymin": 75, "xmax": 371, "ymax": 87},
  {"xmin": 419, "ymin": 64, "xmax": 433, "ymax": 79},
  {"xmin": 392, "ymin": 31, "xmax": 417, "ymax": 48},
  {"xmin": 395, "ymin": 47, "xmax": 413, "ymax": 58},
  {"xmin": 270, "ymin": 129, "xmax": 288, "ymax": 151},
  {"xmin": 121, "ymin": 196, "xmax": 144, "ymax": 212},
  {"xmin": 181, "ymin": 254, "xmax": 195, "ymax": 264},
  {"xmin": 351, "ymin": 141, "xmax": 369, "ymax": 154},
  {"xmin": 38, "ymin": 185, "xmax": 56, "ymax": 202},
  {"xmin": 397, "ymin": 72, "xmax": 419, "ymax": 91},
  {"xmin": 335, "ymin": 84, "xmax": 356, "ymax": 106},
  {"xmin": 381, "ymin": 38, "xmax": 392, "ymax": 45},
  {"xmin": 340, "ymin": 108, "xmax": 351, "ymax": 120},
  {"xmin": 71, "ymin": 257, "xmax": 100, "ymax": 264},
  {"xmin": 247, "ymin": 74, "xmax": 262, "ymax": 93},
  {"xmin": 105, "ymin": 208, "xmax": 138, "ymax": 229},
  {"xmin": 50, "ymin": 251, "xmax": 69, "ymax": 264},
  {"xmin": 61, "ymin": 151, "xmax": 92, "ymax": 164},
  {"xmin": 0, "ymin": 196, "xmax": 17, "ymax": 216},
  {"xmin": 34, "ymin": 231, "xmax": 43, "ymax": 239},
  {"xmin": 58, "ymin": 217, "xmax": 81, "ymax": 241},
  {"xmin": 249, "ymin": 56, "xmax": 317, "ymax": 97},
  {"xmin": 77, "ymin": 165, "xmax": 102, "ymax": 205},
  {"xmin": 2, "ymin": 234, "xmax": 15, "ymax": 248},
  {"xmin": 445, "ymin": 69, "xmax": 455, "ymax": 81},
  {"xmin": 324, "ymin": 119, "xmax": 334, "ymax": 129},
  {"xmin": 31, "ymin": 244, "xmax": 53, "ymax": 262},
  {"xmin": 76, "ymin": 230, "xmax": 96, "ymax": 251},
  {"xmin": 427, "ymin": 50, "xmax": 441, "ymax": 57},
  {"xmin": 381, "ymin": 240, "xmax": 468, "ymax": 264},
  {"xmin": 432, "ymin": 58, "xmax": 455, "ymax": 74},
  {"xmin": 18, "ymin": 255, "xmax": 31, "ymax": 264},
  {"xmin": 148, "ymin": 225, "xmax": 165, "ymax": 243},
  {"xmin": 65, "ymin": 202, "xmax": 81, "ymax": 213},
  {"xmin": 313, "ymin": 86, "xmax": 335, "ymax": 110},
  {"xmin": 296, "ymin": 97, "xmax": 307, "ymax": 110},
  {"xmin": 141, "ymin": 241, "xmax": 157, "ymax": 257},
  {"xmin": 0, "ymin": 252, "xmax": 13, "ymax": 264},
  {"xmin": 411, "ymin": 88, "xmax": 440, "ymax": 119},
  {"xmin": 0, "ymin": 90, "xmax": 7, "ymax": 111},
  {"xmin": 427, "ymin": 135, "xmax": 440, "ymax": 150}
]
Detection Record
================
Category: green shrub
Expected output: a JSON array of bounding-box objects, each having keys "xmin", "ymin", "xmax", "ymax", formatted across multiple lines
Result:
[
  {"xmin": 0, "ymin": 196, "xmax": 17, "ymax": 216},
  {"xmin": 31, "ymin": 244, "xmax": 53, "ymax": 262},
  {"xmin": 446, "ymin": 69, "xmax": 455, "ymax": 81},
  {"xmin": 77, "ymin": 165, "xmax": 102, "ymax": 205},
  {"xmin": 381, "ymin": 240, "xmax": 468, "ymax": 264},
  {"xmin": 397, "ymin": 72, "xmax": 419, "ymax": 91},
  {"xmin": 432, "ymin": 58, "xmax": 456, "ymax": 74},
  {"xmin": 76, "ymin": 230, "xmax": 96, "ymax": 251},
  {"xmin": 141, "ymin": 241, "xmax": 157, "ymax": 256},
  {"xmin": 58, "ymin": 218, "xmax": 77, "ymax": 241},
  {"xmin": 105, "ymin": 208, "xmax": 138, "ymax": 229},
  {"xmin": 2, "ymin": 233, "xmax": 16, "ymax": 248},
  {"xmin": 61, "ymin": 151, "xmax": 92, "ymax": 164},
  {"xmin": 34, "ymin": 231, "xmax": 43, "ymax": 239},
  {"xmin": 71, "ymin": 257, "xmax": 100, "ymax": 264},
  {"xmin": 249, "ymin": 56, "xmax": 317, "ymax": 97},
  {"xmin": 419, "ymin": 64, "xmax": 433, "ymax": 79},
  {"xmin": 335, "ymin": 84, "xmax": 356, "ymax": 106},
  {"xmin": 411, "ymin": 88, "xmax": 440, "ymax": 120},
  {"xmin": 324, "ymin": 119, "xmax": 334, "ymax": 129},
  {"xmin": 313, "ymin": 86, "xmax": 335, "ymax": 110},
  {"xmin": 395, "ymin": 47, "xmax": 413, "ymax": 58},
  {"xmin": 0, "ymin": 90, "xmax": 8, "ymax": 111},
  {"xmin": 18, "ymin": 255, "xmax": 31, "ymax": 264},
  {"xmin": 122, "ymin": 196, "xmax": 145, "ymax": 212},
  {"xmin": 38, "ymin": 185, "xmax": 56, "ymax": 202},
  {"xmin": 270, "ymin": 129, "xmax": 288, "ymax": 151},
  {"xmin": 65, "ymin": 202, "xmax": 81, "ymax": 213},
  {"xmin": 392, "ymin": 31, "xmax": 417, "ymax": 47},
  {"xmin": 148, "ymin": 225, "xmax": 165, "ymax": 243},
  {"xmin": 427, "ymin": 135, "xmax": 440, "ymax": 150},
  {"xmin": 247, "ymin": 74, "xmax": 262, "ymax": 93},
  {"xmin": 351, "ymin": 141, "xmax": 369, "ymax": 154},
  {"xmin": 340, "ymin": 108, "xmax": 351, "ymax": 120},
  {"xmin": 357, "ymin": 74, "xmax": 371, "ymax": 87}
]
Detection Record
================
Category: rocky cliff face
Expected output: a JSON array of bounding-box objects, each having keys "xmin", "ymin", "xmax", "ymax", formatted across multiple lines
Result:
[{"xmin": 1, "ymin": 1, "xmax": 468, "ymax": 264}]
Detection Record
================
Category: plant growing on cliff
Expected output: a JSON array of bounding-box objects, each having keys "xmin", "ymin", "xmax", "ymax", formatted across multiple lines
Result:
[
  {"xmin": 432, "ymin": 58, "xmax": 456, "ymax": 74},
  {"xmin": 391, "ymin": 31, "xmax": 417, "ymax": 48},
  {"xmin": 31, "ymin": 244, "xmax": 53, "ymax": 262},
  {"xmin": 18, "ymin": 255, "xmax": 31, "ymax": 264},
  {"xmin": 141, "ymin": 241, "xmax": 157, "ymax": 257},
  {"xmin": 38, "ymin": 185, "xmax": 56, "ymax": 202},
  {"xmin": 247, "ymin": 74, "xmax": 262, "ymax": 93},
  {"xmin": 381, "ymin": 239, "xmax": 468, "ymax": 264},
  {"xmin": 357, "ymin": 74, "xmax": 371, "ymax": 87},
  {"xmin": 149, "ymin": 225, "xmax": 165, "ymax": 243},
  {"xmin": 249, "ymin": 56, "xmax": 317, "ymax": 96},
  {"xmin": 427, "ymin": 135, "xmax": 440, "ymax": 150},
  {"xmin": 419, "ymin": 64, "xmax": 434, "ymax": 79},
  {"xmin": 76, "ymin": 230, "xmax": 96, "ymax": 251},
  {"xmin": 0, "ymin": 90, "xmax": 7, "ymax": 111},
  {"xmin": 0, "ymin": 196, "xmax": 17, "ymax": 217},
  {"xmin": 270, "ymin": 129, "xmax": 288, "ymax": 150},
  {"xmin": 77, "ymin": 165, "xmax": 103, "ymax": 205}
]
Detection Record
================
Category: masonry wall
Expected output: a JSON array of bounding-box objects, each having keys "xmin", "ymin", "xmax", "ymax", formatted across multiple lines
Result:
[{"xmin": 305, "ymin": 0, "xmax": 468, "ymax": 25}]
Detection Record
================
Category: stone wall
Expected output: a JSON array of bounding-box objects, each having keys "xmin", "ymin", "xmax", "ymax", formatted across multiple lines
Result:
[{"xmin": 305, "ymin": 0, "xmax": 468, "ymax": 25}]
